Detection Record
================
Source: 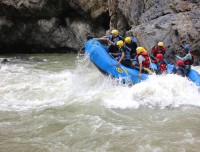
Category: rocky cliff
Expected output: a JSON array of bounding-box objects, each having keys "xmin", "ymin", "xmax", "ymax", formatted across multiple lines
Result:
[{"xmin": 0, "ymin": 0, "xmax": 199, "ymax": 64}]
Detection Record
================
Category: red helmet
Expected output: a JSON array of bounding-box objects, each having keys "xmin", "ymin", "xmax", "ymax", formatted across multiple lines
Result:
[
  {"xmin": 156, "ymin": 53, "xmax": 163, "ymax": 61},
  {"xmin": 177, "ymin": 60, "xmax": 184, "ymax": 66}
]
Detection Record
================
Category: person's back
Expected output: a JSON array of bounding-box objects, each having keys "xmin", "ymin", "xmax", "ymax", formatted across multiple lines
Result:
[
  {"xmin": 136, "ymin": 47, "xmax": 150, "ymax": 77},
  {"xmin": 153, "ymin": 53, "xmax": 167, "ymax": 74},
  {"xmin": 175, "ymin": 44, "xmax": 194, "ymax": 74},
  {"xmin": 124, "ymin": 36, "xmax": 137, "ymax": 59},
  {"xmin": 114, "ymin": 40, "xmax": 134, "ymax": 68}
]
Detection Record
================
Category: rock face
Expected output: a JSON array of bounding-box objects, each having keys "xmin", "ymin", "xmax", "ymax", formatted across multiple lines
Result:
[
  {"xmin": 0, "ymin": 0, "xmax": 199, "ymax": 65},
  {"xmin": 0, "ymin": 0, "xmax": 107, "ymax": 53},
  {"xmin": 121, "ymin": 0, "xmax": 200, "ymax": 65}
]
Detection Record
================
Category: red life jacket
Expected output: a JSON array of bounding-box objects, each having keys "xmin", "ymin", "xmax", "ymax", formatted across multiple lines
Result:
[
  {"xmin": 184, "ymin": 53, "xmax": 194, "ymax": 65},
  {"xmin": 156, "ymin": 60, "xmax": 167, "ymax": 74},
  {"xmin": 152, "ymin": 46, "xmax": 166, "ymax": 56},
  {"xmin": 160, "ymin": 62, "xmax": 166, "ymax": 73},
  {"xmin": 136, "ymin": 52, "xmax": 150, "ymax": 68}
]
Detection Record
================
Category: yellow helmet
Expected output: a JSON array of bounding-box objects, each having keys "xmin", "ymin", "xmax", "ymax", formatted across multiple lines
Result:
[
  {"xmin": 111, "ymin": 30, "xmax": 118, "ymax": 36},
  {"xmin": 136, "ymin": 47, "xmax": 147, "ymax": 54},
  {"xmin": 116, "ymin": 40, "xmax": 124, "ymax": 47},
  {"xmin": 158, "ymin": 42, "xmax": 164, "ymax": 47},
  {"xmin": 125, "ymin": 37, "xmax": 131, "ymax": 44}
]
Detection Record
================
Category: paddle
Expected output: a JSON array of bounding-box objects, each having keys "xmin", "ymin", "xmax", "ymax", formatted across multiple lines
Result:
[
  {"xmin": 86, "ymin": 35, "xmax": 108, "ymax": 41},
  {"xmin": 133, "ymin": 64, "xmax": 152, "ymax": 74},
  {"xmin": 149, "ymin": 54, "xmax": 159, "ymax": 61},
  {"xmin": 143, "ymin": 67, "xmax": 153, "ymax": 74},
  {"xmin": 93, "ymin": 38, "xmax": 108, "ymax": 41}
]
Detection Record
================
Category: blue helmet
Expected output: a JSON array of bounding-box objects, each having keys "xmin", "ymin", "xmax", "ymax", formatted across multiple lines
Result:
[{"xmin": 184, "ymin": 44, "xmax": 190, "ymax": 52}]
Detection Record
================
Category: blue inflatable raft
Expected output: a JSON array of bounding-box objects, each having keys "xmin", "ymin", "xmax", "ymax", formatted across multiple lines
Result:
[
  {"xmin": 167, "ymin": 64, "xmax": 200, "ymax": 86},
  {"xmin": 85, "ymin": 39, "xmax": 154, "ymax": 84},
  {"xmin": 84, "ymin": 39, "xmax": 200, "ymax": 86}
]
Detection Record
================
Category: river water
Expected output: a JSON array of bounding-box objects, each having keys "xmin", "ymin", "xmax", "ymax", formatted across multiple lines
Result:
[{"xmin": 0, "ymin": 53, "xmax": 200, "ymax": 152}]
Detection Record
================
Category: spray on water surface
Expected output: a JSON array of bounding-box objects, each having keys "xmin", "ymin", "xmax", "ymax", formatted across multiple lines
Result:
[{"xmin": 0, "ymin": 54, "xmax": 200, "ymax": 152}]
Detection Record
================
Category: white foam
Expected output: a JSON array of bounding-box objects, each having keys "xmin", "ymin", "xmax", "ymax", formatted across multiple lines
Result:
[
  {"xmin": 0, "ymin": 55, "xmax": 200, "ymax": 111},
  {"xmin": 102, "ymin": 74, "xmax": 200, "ymax": 109}
]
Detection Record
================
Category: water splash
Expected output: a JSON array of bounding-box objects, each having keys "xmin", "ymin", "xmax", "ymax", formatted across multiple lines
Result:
[
  {"xmin": 76, "ymin": 56, "xmax": 200, "ymax": 109},
  {"xmin": 0, "ymin": 55, "xmax": 200, "ymax": 111},
  {"xmin": 102, "ymin": 74, "xmax": 200, "ymax": 109}
]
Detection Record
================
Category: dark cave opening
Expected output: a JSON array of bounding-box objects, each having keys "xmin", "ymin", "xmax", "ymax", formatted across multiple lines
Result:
[
  {"xmin": 95, "ymin": 11, "xmax": 110, "ymax": 30},
  {"xmin": 0, "ymin": 1, "xmax": 111, "ymax": 54}
]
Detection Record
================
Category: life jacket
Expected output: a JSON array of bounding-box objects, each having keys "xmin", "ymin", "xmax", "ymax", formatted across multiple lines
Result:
[
  {"xmin": 136, "ymin": 52, "xmax": 150, "ymax": 68},
  {"xmin": 156, "ymin": 60, "xmax": 167, "ymax": 73},
  {"xmin": 172, "ymin": 66, "xmax": 187, "ymax": 77},
  {"xmin": 184, "ymin": 53, "xmax": 194, "ymax": 65},
  {"xmin": 119, "ymin": 46, "xmax": 131, "ymax": 60},
  {"xmin": 131, "ymin": 37, "xmax": 137, "ymax": 43},
  {"xmin": 106, "ymin": 34, "xmax": 123, "ymax": 45},
  {"xmin": 124, "ymin": 48, "xmax": 131, "ymax": 60},
  {"xmin": 152, "ymin": 45, "xmax": 166, "ymax": 57},
  {"xmin": 126, "ymin": 38, "xmax": 137, "ymax": 58},
  {"xmin": 160, "ymin": 63, "xmax": 166, "ymax": 73},
  {"xmin": 177, "ymin": 66, "xmax": 187, "ymax": 77}
]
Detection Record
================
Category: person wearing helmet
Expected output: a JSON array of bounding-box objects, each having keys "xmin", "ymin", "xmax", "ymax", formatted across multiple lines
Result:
[
  {"xmin": 124, "ymin": 36, "xmax": 138, "ymax": 59},
  {"xmin": 151, "ymin": 42, "xmax": 166, "ymax": 59},
  {"xmin": 175, "ymin": 44, "xmax": 194, "ymax": 75},
  {"xmin": 151, "ymin": 53, "xmax": 168, "ymax": 74},
  {"xmin": 102, "ymin": 29, "xmax": 124, "ymax": 56},
  {"xmin": 136, "ymin": 47, "xmax": 150, "ymax": 77},
  {"xmin": 172, "ymin": 60, "xmax": 187, "ymax": 77},
  {"xmin": 110, "ymin": 40, "xmax": 134, "ymax": 68}
]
